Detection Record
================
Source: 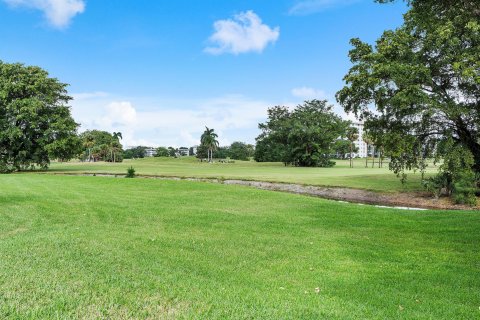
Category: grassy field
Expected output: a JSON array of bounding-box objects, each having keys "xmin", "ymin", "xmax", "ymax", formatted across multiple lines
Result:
[
  {"xmin": 1, "ymin": 174, "xmax": 478, "ymax": 319},
  {"xmin": 49, "ymin": 157, "xmax": 437, "ymax": 193}
]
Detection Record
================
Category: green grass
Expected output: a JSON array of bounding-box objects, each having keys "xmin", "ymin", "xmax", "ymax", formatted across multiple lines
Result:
[
  {"xmin": 1, "ymin": 174, "xmax": 478, "ymax": 319},
  {"xmin": 49, "ymin": 157, "xmax": 437, "ymax": 192}
]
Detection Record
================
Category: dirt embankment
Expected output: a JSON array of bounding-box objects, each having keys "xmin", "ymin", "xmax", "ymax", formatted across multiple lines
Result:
[{"xmin": 45, "ymin": 172, "xmax": 478, "ymax": 210}]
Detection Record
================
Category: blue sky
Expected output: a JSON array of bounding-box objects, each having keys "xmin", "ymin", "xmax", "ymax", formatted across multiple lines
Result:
[{"xmin": 0, "ymin": 0, "xmax": 407, "ymax": 147}]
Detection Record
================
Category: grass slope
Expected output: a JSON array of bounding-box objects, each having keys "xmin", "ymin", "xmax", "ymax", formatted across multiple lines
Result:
[
  {"xmin": 50, "ymin": 157, "xmax": 436, "ymax": 192},
  {"xmin": 0, "ymin": 174, "xmax": 478, "ymax": 319}
]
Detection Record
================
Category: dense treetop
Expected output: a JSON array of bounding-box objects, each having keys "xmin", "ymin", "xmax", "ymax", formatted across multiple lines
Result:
[{"xmin": 0, "ymin": 61, "xmax": 80, "ymax": 172}]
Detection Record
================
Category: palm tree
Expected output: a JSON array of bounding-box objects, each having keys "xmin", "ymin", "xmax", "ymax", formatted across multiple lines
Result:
[
  {"xmin": 112, "ymin": 132, "xmax": 122, "ymax": 163},
  {"xmin": 346, "ymin": 127, "xmax": 359, "ymax": 168},
  {"xmin": 83, "ymin": 135, "xmax": 95, "ymax": 162},
  {"xmin": 200, "ymin": 127, "xmax": 219, "ymax": 162},
  {"xmin": 362, "ymin": 132, "xmax": 373, "ymax": 168}
]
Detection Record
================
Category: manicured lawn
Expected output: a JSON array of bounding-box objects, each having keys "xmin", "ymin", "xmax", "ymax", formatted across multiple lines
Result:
[
  {"xmin": 0, "ymin": 174, "xmax": 478, "ymax": 319},
  {"xmin": 49, "ymin": 157, "xmax": 437, "ymax": 192}
]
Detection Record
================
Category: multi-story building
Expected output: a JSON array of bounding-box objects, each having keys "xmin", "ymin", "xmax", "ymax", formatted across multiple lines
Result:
[
  {"xmin": 145, "ymin": 147, "xmax": 157, "ymax": 157},
  {"xmin": 178, "ymin": 147, "xmax": 189, "ymax": 156},
  {"xmin": 352, "ymin": 122, "xmax": 368, "ymax": 158}
]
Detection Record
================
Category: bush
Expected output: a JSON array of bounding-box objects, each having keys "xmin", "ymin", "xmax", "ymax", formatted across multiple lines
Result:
[
  {"xmin": 422, "ymin": 174, "xmax": 447, "ymax": 199},
  {"xmin": 126, "ymin": 166, "xmax": 136, "ymax": 178},
  {"xmin": 423, "ymin": 141, "xmax": 478, "ymax": 206},
  {"xmin": 452, "ymin": 170, "xmax": 477, "ymax": 206}
]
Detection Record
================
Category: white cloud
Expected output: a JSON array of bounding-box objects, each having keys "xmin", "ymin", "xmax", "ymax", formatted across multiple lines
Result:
[
  {"xmin": 70, "ymin": 93, "xmax": 271, "ymax": 148},
  {"xmin": 291, "ymin": 87, "xmax": 328, "ymax": 100},
  {"xmin": 71, "ymin": 91, "xmax": 108, "ymax": 100},
  {"xmin": 289, "ymin": 0, "xmax": 361, "ymax": 15},
  {"xmin": 3, "ymin": 0, "xmax": 85, "ymax": 28},
  {"xmin": 205, "ymin": 10, "xmax": 280, "ymax": 55}
]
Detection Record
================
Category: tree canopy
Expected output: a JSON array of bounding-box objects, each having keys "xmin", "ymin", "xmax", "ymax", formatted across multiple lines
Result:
[
  {"xmin": 79, "ymin": 130, "xmax": 123, "ymax": 162},
  {"xmin": 336, "ymin": 0, "xmax": 479, "ymax": 202},
  {"xmin": 256, "ymin": 100, "xmax": 350, "ymax": 167},
  {"xmin": 200, "ymin": 127, "xmax": 219, "ymax": 162},
  {"xmin": 0, "ymin": 61, "xmax": 80, "ymax": 172},
  {"xmin": 337, "ymin": 0, "xmax": 479, "ymax": 172}
]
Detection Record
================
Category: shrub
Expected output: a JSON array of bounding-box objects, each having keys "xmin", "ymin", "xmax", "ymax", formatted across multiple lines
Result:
[
  {"xmin": 452, "ymin": 170, "xmax": 477, "ymax": 206},
  {"xmin": 126, "ymin": 166, "xmax": 136, "ymax": 178},
  {"xmin": 423, "ymin": 142, "xmax": 478, "ymax": 206}
]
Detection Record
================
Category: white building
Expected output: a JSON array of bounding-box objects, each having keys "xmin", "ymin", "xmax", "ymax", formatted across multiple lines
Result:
[
  {"xmin": 145, "ymin": 147, "xmax": 157, "ymax": 157},
  {"xmin": 352, "ymin": 122, "xmax": 368, "ymax": 158},
  {"xmin": 178, "ymin": 147, "xmax": 189, "ymax": 156}
]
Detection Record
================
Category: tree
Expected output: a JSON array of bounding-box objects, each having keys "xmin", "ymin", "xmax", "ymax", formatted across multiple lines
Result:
[
  {"xmin": 155, "ymin": 147, "xmax": 169, "ymax": 157},
  {"xmin": 256, "ymin": 100, "xmax": 350, "ymax": 167},
  {"xmin": 336, "ymin": 0, "xmax": 480, "ymax": 186},
  {"xmin": 229, "ymin": 142, "xmax": 250, "ymax": 161},
  {"xmin": 168, "ymin": 147, "xmax": 177, "ymax": 157},
  {"xmin": 254, "ymin": 136, "xmax": 286, "ymax": 163},
  {"xmin": 83, "ymin": 134, "xmax": 95, "ymax": 162},
  {"xmin": 200, "ymin": 127, "xmax": 219, "ymax": 162},
  {"xmin": 195, "ymin": 144, "xmax": 208, "ymax": 160},
  {"xmin": 346, "ymin": 127, "xmax": 359, "ymax": 168},
  {"xmin": 362, "ymin": 132, "xmax": 373, "ymax": 168},
  {"xmin": 111, "ymin": 132, "xmax": 123, "ymax": 163},
  {"xmin": 333, "ymin": 139, "xmax": 355, "ymax": 160},
  {"xmin": 0, "ymin": 61, "xmax": 80, "ymax": 172},
  {"xmin": 79, "ymin": 130, "xmax": 123, "ymax": 162},
  {"xmin": 123, "ymin": 146, "xmax": 147, "ymax": 159},
  {"xmin": 214, "ymin": 146, "xmax": 229, "ymax": 159}
]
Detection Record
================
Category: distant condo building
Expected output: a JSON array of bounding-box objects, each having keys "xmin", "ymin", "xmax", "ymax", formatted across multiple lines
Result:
[
  {"xmin": 145, "ymin": 147, "xmax": 157, "ymax": 157},
  {"xmin": 352, "ymin": 122, "xmax": 368, "ymax": 158}
]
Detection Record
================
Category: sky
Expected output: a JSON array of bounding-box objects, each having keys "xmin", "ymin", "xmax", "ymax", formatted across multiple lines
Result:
[{"xmin": 0, "ymin": 0, "xmax": 407, "ymax": 148}]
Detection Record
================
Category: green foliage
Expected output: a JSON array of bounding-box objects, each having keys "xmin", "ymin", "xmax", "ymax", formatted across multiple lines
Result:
[
  {"xmin": 256, "ymin": 100, "xmax": 350, "ymax": 167},
  {"xmin": 333, "ymin": 139, "xmax": 357, "ymax": 159},
  {"xmin": 228, "ymin": 142, "xmax": 251, "ymax": 161},
  {"xmin": 422, "ymin": 141, "xmax": 478, "ymax": 205},
  {"xmin": 195, "ymin": 144, "xmax": 208, "ymax": 160},
  {"xmin": 200, "ymin": 127, "xmax": 219, "ymax": 162},
  {"xmin": 452, "ymin": 170, "xmax": 477, "ymax": 206},
  {"xmin": 79, "ymin": 130, "xmax": 124, "ymax": 162},
  {"xmin": 123, "ymin": 146, "xmax": 147, "ymax": 159},
  {"xmin": 155, "ymin": 147, "xmax": 169, "ymax": 157},
  {"xmin": 168, "ymin": 147, "xmax": 177, "ymax": 157},
  {"xmin": 126, "ymin": 166, "xmax": 136, "ymax": 178},
  {"xmin": 0, "ymin": 61, "xmax": 80, "ymax": 172},
  {"xmin": 254, "ymin": 135, "xmax": 287, "ymax": 163},
  {"xmin": 337, "ymin": 0, "xmax": 480, "ymax": 177},
  {"xmin": 213, "ymin": 146, "xmax": 229, "ymax": 159}
]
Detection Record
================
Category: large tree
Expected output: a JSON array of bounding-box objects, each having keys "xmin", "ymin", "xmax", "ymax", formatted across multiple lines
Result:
[
  {"xmin": 0, "ymin": 61, "xmax": 80, "ymax": 172},
  {"xmin": 256, "ymin": 100, "xmax": 350, "ymax": 167},
  {"xmin": 229, "ymin": 142, "xmax": 250, "ymax": 161},
  {"xmin": 336, "ymin": 0, "xmax": 480, "ymax": 177}
]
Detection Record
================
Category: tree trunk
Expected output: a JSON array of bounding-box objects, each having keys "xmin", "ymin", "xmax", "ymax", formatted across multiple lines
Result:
[
  {"xmin": 350, "ymin": 143, "xmax": 353, "ymax": 168},
  {"xmin": 365, "ymin": 143, "xmax": 368, "ymax": 168},
  {"xmin": 371, "ymin": 146, "xmax": 375, "ymax": 168},
  {"xmin": 455, "ymin": 119, "xmax": 480, "ymax": 173},
  {"xmin": 378, "ymin": 148, "xmax": 380, "ymax": 168}
]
